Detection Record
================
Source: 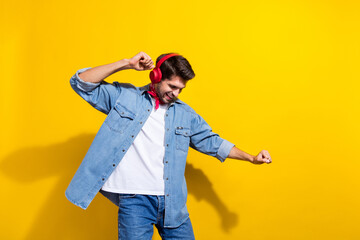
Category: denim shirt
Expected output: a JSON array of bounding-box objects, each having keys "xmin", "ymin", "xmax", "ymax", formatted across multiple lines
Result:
[{"xmin": 65, "ymin": 68, "xmax": 235, "ymax": 228}]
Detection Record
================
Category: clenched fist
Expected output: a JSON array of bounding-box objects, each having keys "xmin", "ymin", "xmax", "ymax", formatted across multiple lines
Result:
[
  {"xmin": 252, "ymin": 150, "xmax": 272, "ymax": 164},
  {"xmin": 128, "ymin": 52, "xmax": 155, "ymax": 71}
]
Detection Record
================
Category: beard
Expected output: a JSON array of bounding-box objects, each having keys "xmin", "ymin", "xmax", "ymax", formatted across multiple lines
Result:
[{"xmin": 155, "ymin": 84, "xmax": 176, "ymax": 104}]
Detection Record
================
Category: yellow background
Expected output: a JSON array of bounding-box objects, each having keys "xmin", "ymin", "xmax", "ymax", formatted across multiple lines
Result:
[{"xmin": 1, "ymin": 0, "xmax": 359, "ymax": 239}]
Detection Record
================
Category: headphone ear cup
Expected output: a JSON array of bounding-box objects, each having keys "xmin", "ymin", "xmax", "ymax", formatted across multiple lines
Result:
[{"xmin": 149, "ymin": 68, "xmax": 162, "ymax": 83}]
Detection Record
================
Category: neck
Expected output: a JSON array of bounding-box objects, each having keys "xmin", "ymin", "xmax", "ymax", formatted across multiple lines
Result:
[{"xmin": 149, "ymin": 83, "xmax": 164, "ymax": 104}]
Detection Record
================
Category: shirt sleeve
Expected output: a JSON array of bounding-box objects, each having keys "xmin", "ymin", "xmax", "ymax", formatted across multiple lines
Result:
[
  {"xmin": 190, "ymin": 113, "xmax": 235, "ymax": 162},
  {"xmin": 73, "ymin": 67, "xmax": 100, "ymax": 92},
  {"xmin": 70, "ymin": 68, "xmax": 122, "ymax": 114}
]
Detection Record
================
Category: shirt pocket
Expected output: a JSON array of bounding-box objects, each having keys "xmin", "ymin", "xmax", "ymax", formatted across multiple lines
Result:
[
  {"xmin": 175, "ymin": 127, "xmax": 191, "ymax": 152},
  {"xmin": 104, "ymin": 103, "xmax": 136, "ymax": 133}
]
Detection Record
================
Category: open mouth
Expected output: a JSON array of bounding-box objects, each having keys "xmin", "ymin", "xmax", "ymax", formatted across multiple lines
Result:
[{"xmin": 165, "ymin": 93, "xmax": 173, "ymax": 101}]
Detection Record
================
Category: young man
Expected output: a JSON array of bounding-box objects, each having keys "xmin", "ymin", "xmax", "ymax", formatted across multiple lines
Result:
[{"xmin": 66, "ymin": 51, "xmax": 272, "ymax": 240}]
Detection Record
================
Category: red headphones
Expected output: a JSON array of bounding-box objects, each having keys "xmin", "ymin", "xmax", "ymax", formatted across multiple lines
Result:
[{"xmin": 149, "ymin": 53, "xmax": 180, "ymax": 84}]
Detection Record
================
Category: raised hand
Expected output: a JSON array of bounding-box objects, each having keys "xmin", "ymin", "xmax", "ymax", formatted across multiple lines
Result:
[{"xmin": 128, "ymin": 52, "xmax": 155, "ymax": 71}]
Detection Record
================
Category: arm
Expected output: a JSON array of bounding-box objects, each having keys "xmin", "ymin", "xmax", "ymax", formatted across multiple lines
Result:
[
  {"xmin": 189, "ymin": 112, "xmax": 272, "ymax": 164},
  {"xmin": 228, "ymin": 147, "xmax": 272, "ymax": 164},
  {"xmin": 70, "ymin": 52, "xmax": 155, "ymax": 114},
  {"xmin": 189, "ymin": 113, "xmax": 235, "ymax": 162},
  {"xmin": 78, "ymin": 52, "xmax": 155, "ymax": 83}
]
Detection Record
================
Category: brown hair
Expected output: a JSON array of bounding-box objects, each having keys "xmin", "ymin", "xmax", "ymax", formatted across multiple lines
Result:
[{"xmin": 156, "ymin": 53, "xmax": 195, "ymax": 81}]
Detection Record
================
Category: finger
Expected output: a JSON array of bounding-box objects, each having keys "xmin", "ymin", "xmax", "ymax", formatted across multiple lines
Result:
[
  {"xmin": 137, "ymin": 52, "xmax": 151, "ymax": 63},
  {"xmin": 265, "ymin": 157, "xmax": 272, "ymax": 163},
  {"xmin": 258, "ymin": 155, "xmax": 270, "ymax": 163},
  {"xmin": 260, "ymin": 158, "xmax": 268, "ymax": 163},
  {"xmin": 140, "ymin": 61, "xmax": 153, "ymax": 70},
  {"xmin": 143, "ymin": 59, "xmax": 150, "ymax": 65},
  {"xmin": 265, "ymin": 155, "xmax": 272, "ymax": 162},
  {"xmin": 142, "ymin": 52, "xmax": 153, "ymax": 61},
  {"xmin": 147, "ymin": 57, "xmax": 154, "ymax": 64},
  {"xmin": 144, "ymin": 61, "xmax": 152, "ymax": 68},
  {"xmin": 261, "ymin": 150, "xmax": 271, "ymax": 158},
  {"xmin": 134, "ymin": 52, "xmax": 145, "ymax": 61},
  {"xmin": 136, "ymin": 53, "xmax": 148, "ymax": 64},
  {"xmin": 145, "ymin": 64, "xmax": 155, "ymax": 70},
  {"xmin": 145, "ymin": 65, "xmax": 151, "ymax": 70},
  {"xmin": 145, "ymin": 59, "xmax": 151, "ymax": 65}
]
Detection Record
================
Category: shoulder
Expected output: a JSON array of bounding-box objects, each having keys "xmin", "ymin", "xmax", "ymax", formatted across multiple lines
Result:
[
  {"xmin": 111, "ymin": 82, "xmax": 149, "ymax": 96},
  {"xmin": 174, "ymin": 99, "xmax": 197, "ymax": 116},
  {"xmin": 112, "ymin": 82, "xmax": 137, "ymax": 92}
]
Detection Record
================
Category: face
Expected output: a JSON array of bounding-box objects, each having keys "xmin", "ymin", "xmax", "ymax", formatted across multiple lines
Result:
[{"xmin": 155, "ymin": 75, "xmax": 187, "ymax": 104}]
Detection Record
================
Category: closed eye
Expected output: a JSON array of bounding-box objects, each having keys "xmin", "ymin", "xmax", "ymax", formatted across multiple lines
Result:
[{"xmin": 169, "ymin": 84, "xmax": 185, "ymax": 93}]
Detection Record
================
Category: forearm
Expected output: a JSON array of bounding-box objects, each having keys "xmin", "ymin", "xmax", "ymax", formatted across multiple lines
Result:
[
  {"xmin": 78, "ymin": 59, "xmax": 131, "ymax": 83},
  {"xmin": 227, "ymin": 146, "xmax": 255, "ymax": 163}
]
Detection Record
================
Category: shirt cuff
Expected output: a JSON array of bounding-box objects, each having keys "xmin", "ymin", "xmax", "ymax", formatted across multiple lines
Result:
[
  {"xmin": 216, "ymin": 139, "xmax": 235, "ymax": 162},
  {"xmin": 73, "ymin": 67, "xmax": 100, "ymax": 92}
]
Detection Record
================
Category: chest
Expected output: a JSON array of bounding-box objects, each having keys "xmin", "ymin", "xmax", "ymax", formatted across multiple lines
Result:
[{"xmin": 104, "ymin": 92, "xmax": 192, "ymax": 135}]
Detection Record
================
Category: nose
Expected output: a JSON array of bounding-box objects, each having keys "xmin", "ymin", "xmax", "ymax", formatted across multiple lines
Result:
[{"xmin": 172, "ymin": 89, "xmax": 180, "ymax": 97}]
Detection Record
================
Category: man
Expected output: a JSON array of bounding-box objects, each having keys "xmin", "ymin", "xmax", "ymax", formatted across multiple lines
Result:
[{"xmin": 66, "ymin": 51, "xmax": 272, "ymax": 240}]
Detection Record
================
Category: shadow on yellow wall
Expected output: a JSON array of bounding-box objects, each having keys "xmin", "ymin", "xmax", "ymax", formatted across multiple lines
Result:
[{"xmin": 1, "ymin": 134, "xmax": 238, "ymax": 239}]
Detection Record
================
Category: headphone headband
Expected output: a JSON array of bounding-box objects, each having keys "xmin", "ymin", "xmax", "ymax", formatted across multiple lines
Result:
[{"xmin": 155, "ymin": 53, "xmax": 180, "ymax": 68}]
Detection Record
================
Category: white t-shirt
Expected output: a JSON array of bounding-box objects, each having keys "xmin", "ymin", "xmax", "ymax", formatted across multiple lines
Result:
[{"xmin": 101, "ymin": 98, "xmax": 168, "ymax": 195}]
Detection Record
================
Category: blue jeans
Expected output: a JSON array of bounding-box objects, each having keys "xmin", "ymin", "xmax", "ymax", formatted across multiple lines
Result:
[{"xmin": 101, "ymin": 191, "xmax": 195, "ymax": 240}]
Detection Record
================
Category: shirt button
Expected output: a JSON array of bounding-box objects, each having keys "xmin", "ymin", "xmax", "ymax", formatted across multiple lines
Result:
[
  {"xmin": 165, "ymin": 161, "xmax": 168, "ymax": 164},
  {"xmin": 113, "ymin": 164, "xmax": 115, "ymax": 167},
  {"xmin": 166, "ymin": 194, "xmax": 169, "ymax": 197},
  {"xmin": 102, "ymin": 178, "xmax": 105, "ymax": 181},
  {"xmin": 147, "ymin": 109, "xmax": 150, "ymax": 112},
  {"xmin": 166, "ymin": 114, "xmax": 168, "ymax": 117},
  {"xmin": 122, "ymin": 149, "xmax": 125, "ymax": 152},
  {"xmin": 166, "ymin": 144, "xmax": 169, "ymax": 147},
  {"xmin": 166, "ymin": 178, "xmax": 169, "ymax": 180},
  {"xmin": 140, "ymin": 122, "xmax": 143, "ymax": 124},
  {"xmin": 131, "ymin": 135, "xmax": 134, "ymax": 138}
]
